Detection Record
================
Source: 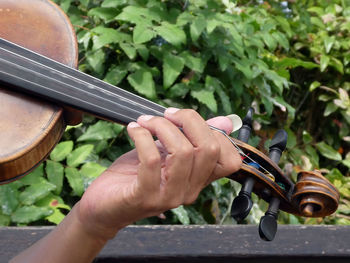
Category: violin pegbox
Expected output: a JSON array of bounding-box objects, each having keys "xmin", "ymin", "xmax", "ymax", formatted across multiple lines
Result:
[{"xmin": 228, "ymin": 109, "xmax": 339, "ymax": 241}]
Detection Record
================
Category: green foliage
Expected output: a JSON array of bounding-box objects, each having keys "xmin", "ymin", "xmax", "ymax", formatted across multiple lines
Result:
[{"xmin": 1, "ymin": 0, "xmax": 349, "ymax": 226}]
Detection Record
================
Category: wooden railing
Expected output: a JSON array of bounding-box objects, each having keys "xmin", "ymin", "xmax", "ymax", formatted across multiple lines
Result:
[{"xmin": 1, "ymin": 225, "xmax": 350, "ymax": 262}]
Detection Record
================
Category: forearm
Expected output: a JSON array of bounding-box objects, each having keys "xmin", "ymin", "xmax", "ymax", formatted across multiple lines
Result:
[{"xmin": 11, "ymin": 202, "xmax": 114, "ymax": 263}]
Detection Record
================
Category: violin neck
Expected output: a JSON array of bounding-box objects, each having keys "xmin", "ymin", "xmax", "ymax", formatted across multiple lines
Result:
[{"xmin": 0, "ymin": 38, "xmax": 166, "ymax": 125}]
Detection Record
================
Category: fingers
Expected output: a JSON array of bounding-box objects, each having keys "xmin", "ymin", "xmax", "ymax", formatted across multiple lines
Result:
[
  {"xmin": 128, "ymin": 109, "xmax": 241, "ymax": 210},
  {"xmin": 126, "ymin": 122, "xmax": 161, "ymax": 193},
  {"xmin": 136, "ymin": 115, "xmax": 194, "ymax": 205},
  {"xmin": 163, "ymin": 109, "xmax": 221, "ymax": 201}
]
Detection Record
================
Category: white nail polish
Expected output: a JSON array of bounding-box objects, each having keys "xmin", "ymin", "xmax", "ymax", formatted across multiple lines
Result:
[
  {"xmin": 138, "ymin": 115, "xmax": 154, "ymax": 122},
  {"xmin": 226, "ymin": 114, "xmax": 243, "ymax": 132},
  {"xmin": 128, "ymin": 122, "xmax": 140, "ymax": 128}
]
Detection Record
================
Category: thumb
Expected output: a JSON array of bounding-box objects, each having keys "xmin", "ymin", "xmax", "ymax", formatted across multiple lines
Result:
[{"xmin": 206, "ymin": 115, "xmax": 242, "ymax": 135}]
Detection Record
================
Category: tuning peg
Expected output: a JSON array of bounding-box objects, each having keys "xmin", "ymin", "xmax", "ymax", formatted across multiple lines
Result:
[
  {"xmin": 268, "ymin": 130, "xmax": 288, "ymax": 163},
  {"xmin": 259, "ymin": 198, "xmax": 280, "ymax": 241},
  {"xmin": 231, "ymin": 108, "xmax": 255, "ymax": 222},
  {"xmin": 237, "ymin": 107, "xmax": 254, "ymax": 142},
  {"xmin": 231, "ymin": 177, "xmax": 254, "ymax": 222},
  {"xmin": 258, "ymin": 129, "xmax": 288, "ymax": 241}
]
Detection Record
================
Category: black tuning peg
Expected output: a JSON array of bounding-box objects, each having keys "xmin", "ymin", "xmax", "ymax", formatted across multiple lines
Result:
[
  {"xmin": 231, "ymin": 108, "xmax": 255, "ymax": 222},
  {"xmin": 237, "ymin": 107, "xmax": 254, "ymax": 142},
  {"xmin": 268, "ymin": 129, "xmax": 288, "ymax": 164},
  {"xmin": 231, "ymin": 177, "xmax": 254, "ymax": 222},
  {"xmin": 258, "ymin": 129, "xmax": 288, "ymax": 241},
  {"xmin": 259, "ymin": 198, "xmax": 280, "ymax": 241}
]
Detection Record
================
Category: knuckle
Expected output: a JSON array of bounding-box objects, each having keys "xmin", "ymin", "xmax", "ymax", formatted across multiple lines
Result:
[
  {"xmin": 182, "ymin": 109, "xmax": 200, "ymax": 119},
  {"xmin": 179, "ymin": 144, "xmax": 194, "ymax": 159},
  {"xmin": 206, "ymin": 142, "xmax": 220, "ymax": 158},
  {"xmin": 136, "ymin": 129, "xmax": 151, "ymax": 138},
  {"xmin": 143, "ymin": 154, "xmax": 161, "ymax": 168},
  {"xmin": 227, "ymin": 154, "xmax": 242, "ymax": 173}
]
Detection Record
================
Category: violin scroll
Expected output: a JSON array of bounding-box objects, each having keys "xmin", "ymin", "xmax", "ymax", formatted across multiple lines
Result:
[{"xmin": 292, "ymin": 170, "xmax": 340, "ymax": 217}]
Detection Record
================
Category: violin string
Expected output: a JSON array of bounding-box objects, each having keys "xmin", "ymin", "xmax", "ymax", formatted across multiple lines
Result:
[
  {"xmin": 0, "ymin": 47, "xmax": 166, "ymax": 122},
  {"xmin": 0, "ymin": 39, "xmax": 166, "ymax": 119},
  {"xmin": 0, "ymin": 40, "xmax": 275, "ymax": 181},
  {"xmin": 209, "ymin": 126, "xmax": 275, "ymax": 180}
]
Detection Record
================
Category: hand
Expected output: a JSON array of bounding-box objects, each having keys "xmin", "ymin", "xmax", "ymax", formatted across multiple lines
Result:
[{"xmin": 77, "ymin": 108, "xmax": 242, "ymax": 241}]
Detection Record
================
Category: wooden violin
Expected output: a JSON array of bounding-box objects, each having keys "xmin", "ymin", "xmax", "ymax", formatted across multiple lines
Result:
[{"xmin": 0, "ymin": 0, "xmax": 339, "ymax": 241}]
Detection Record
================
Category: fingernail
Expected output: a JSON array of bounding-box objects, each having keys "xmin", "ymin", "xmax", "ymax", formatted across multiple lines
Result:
[
  {"xmin": 165, "ymin": 107, "xmax": 180, "ymax": 115},
  {"xmin": 138, "ymin": 115, "xmax": 154, "ymax": 122},
  {"xmin": 128, "ymin": 122, "xmax": 140, "ymax": 128},
  {"xmin": 226, "ymin": 114, "xmax": 243, "ymax": 132}
]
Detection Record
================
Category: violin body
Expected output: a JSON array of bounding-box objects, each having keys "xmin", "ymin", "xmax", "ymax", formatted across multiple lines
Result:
[
  {"xmin": 0, "ymin": 0, "xmax": 340, "ymax": 241},
  {"xmin": 0, "ymin": 0, "xmax": 77, "ymax": 181}
]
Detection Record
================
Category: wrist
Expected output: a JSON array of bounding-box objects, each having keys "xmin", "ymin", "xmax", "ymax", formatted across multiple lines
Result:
[{"xmin": 73, "ymin": 201, "xmax": 123, "ymax": 243}]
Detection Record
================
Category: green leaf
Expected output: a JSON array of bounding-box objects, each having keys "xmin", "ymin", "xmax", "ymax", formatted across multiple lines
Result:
[
  {"xmin": 324, "ymin": 35, "xmax": 335, "ymax": 53},
  {"xmin": 272, "ymin": 31, "xmax": 289, "ymax": 50},
  {"xmin": 45, "ymin": 161, "xmax": 64, "ymax": 195},
  {"xmin": 180, "ymin": 51, "xmax": 206, "ymax": 73},
  {"xmin": 275, "ymin": 58, "xmax": 318, "ymax": 70},
  {"xmin": 91, "ymin": 27, "xmax": 130, "ymax": 50},
  {"xmin": 154, "ymin": 22, "xmax": 186, "ymax": 47},
  {"xmin": 0, "ymin": 214, "xmax": 10, "ymax": 226},
  {"xmin": 65, "ymin": 167, "xmax": 84, "ymax": 196},
  {"xmin": 104, "ymin": 65, "xmax": 128, "ymax": 85},
  {"xmin": 285, "ymin": 128, "xmax": 297, "ymax": 149},
  {"xmin": 19, "ymin": 180, "xmax": 56, "ymax": 206},
  {"xmin": 133, "ymin": 24, "xmax": 156, "ymax": 44},
  {"xmin": 324, "ymin": 102, "xmax": 338, "ymax": 116},
  {"xmin": 135, "ymin": 44, "xmax": 150, "ymax": 61},
  {"xmin": 168, "ymin": 83, "xmax": 189, "ymax": 98},
  {"xmin": 101, "ymin": 0, "xmax": 127, "ymax": 8},
  {"xmin": 342, "ymin": 159, "xmax": 350, "ymax": 169},
  {"xmin": 205, "ymin": 76, "xmax": 232, "ymax": 114},
  {"xmin": 59, "ymin": 0, "xmax": 72, "ymax": 13},
  {"xmin": 116, "ymin": 6, "xmax": 160, "ymax": 25},
  {"xmin": 127, "ymin": 69, "xmax": 156, "ymax": 99},
  {"xmin": 190, "ymin": 16, "xmax": 207, "ymax": 42},
  {"xmin": 171, "ymin": 205, "xmax": 190, "ymax": 225},
  {"xmin": 309, "ymin": 81, "xmax": 321, "ymax": 92},
  {"xmin": 191, "ymin": 88, "xmax": 217, "ymax": 113},
  {"xmin": 302, "ymin": 131, "xmax": 313, "ymax": 144},
  {"xmin": 320, "ymin": 54, "xmax": 330, "ymax": 72},
  {"xmin": 88, "ymin": 7, "xmax": 119, "ymax": 23},
  {"xmin": 78, "ymin": 121, "xmax": 123, "ymax": 142},
  {"xmin": 80, "ymin": 163, "xmax": 107, "ymax": 178},
  {"xmin": 80, "ymin": 163, "xmax": 107, "ymax": 190},
  {"xmin": 120, "ymin": 43, "xmax": 137, "ymax": 60},
  {"xmin": 330, "ymin": 57, "xmax": 344, "ymax": 74},
  {"xmin": 11, "ymin": 206, "xmax": 53, "ymax": 224},
  {"xmin": 50, "ymin": 141, "xmax": 74, "ymax": 162},
  {"xmin": 36, "ymin": 194, "xmax": 70, "ymax": 225},
  {"xmin": 19, "ymin": 164, "xmax": 44, "ymax": 186},
  {"xmin": 163, "ymin": 53, "xmax": 185, "ymax": 89},
  {"xmin": 67, "ymin": 145, "xmax": 94, "ymax": 168},
  {"xmin": 262, "ymin": 32, "xmax": 277, "ymax": 50},
  {"xmin": 316, "ymin": 142, "xmax": 342, "ymax": 161},
  {"xmin": 86, "ymin": 49, "xmax": 106, "ymax": 75},
  {"xmin": 0, "ymin": 184, "xmax": 19, "ymax": 215}
]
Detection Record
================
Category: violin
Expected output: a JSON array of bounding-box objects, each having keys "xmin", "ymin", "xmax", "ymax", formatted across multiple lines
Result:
[{"xmin": 0, "ymin": 0, "xmax": 339, "ymax": 241}]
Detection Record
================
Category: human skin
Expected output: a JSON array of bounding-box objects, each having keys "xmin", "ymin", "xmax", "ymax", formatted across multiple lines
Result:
[{"xmin": 11, "ymin": 108, "xmax": 242, "ymax": 263}]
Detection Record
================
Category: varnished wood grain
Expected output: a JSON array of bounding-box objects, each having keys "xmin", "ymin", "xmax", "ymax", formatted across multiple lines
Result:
[{"xmin": 0, "ymin": 0, "xmax": 78, "ymax": 182}]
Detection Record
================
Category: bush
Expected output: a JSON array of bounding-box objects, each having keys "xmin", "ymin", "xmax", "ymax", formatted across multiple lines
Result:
[{"xmin": 0, "ymin": 0, "xmax": 349, "ymax": 226}]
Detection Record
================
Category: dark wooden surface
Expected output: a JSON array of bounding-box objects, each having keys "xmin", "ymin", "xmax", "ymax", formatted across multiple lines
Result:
[{"xmin": 1, "ymin": 225, "xmax": 350, "ymax": 262}]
